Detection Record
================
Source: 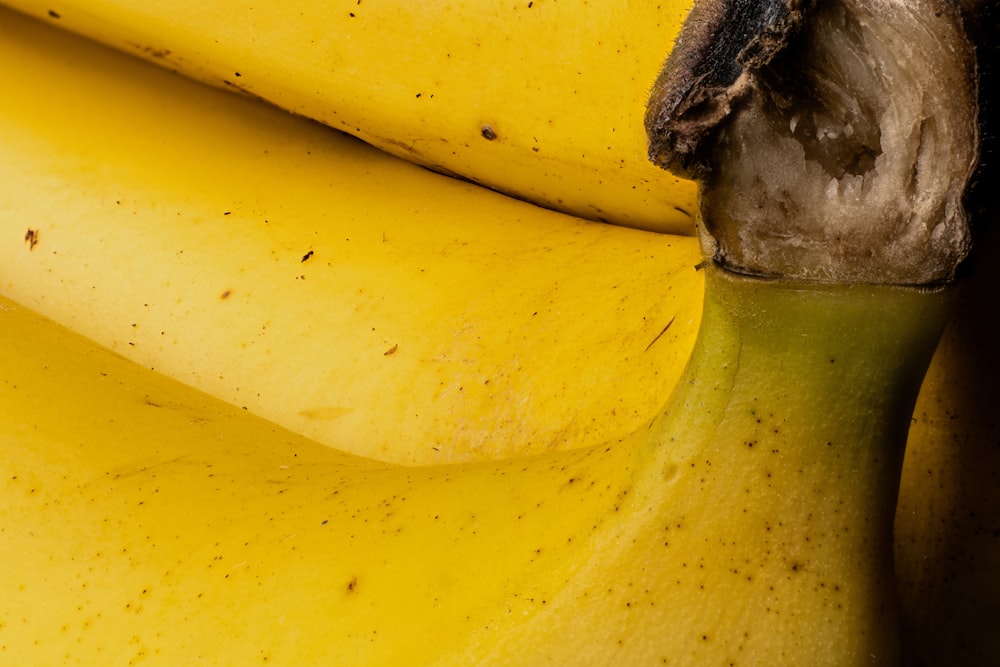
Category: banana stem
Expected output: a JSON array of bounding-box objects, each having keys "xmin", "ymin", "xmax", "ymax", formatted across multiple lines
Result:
[{"xmin": 637, "ymin": 265, "xmax": 956, "ymax": 663}]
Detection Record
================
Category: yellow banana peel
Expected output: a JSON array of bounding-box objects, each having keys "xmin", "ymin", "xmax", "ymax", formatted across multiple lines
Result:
[
  {"xmin": 0, "ymin": 265, "xmax": 955, "ymax": 665},
  {"xmin": 0, "ymin": 0, "xmax": 700, "ymax": 232},
  {"xmin": 0, "ymin": 7, "xmax": 703, "ymax": 465},
  {"xmin": 0, "ymin": 5, "xmax": 997, "ymax": 665}
]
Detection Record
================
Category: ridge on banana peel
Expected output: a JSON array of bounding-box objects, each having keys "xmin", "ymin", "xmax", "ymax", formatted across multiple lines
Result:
[
  {"xmin": 0, "ymin": 0, "xmax": 700, "ymax": 232},
  {"xmin": 0, "ymin": 7, "xmax": 704, "ymax": 466},
  {"xmin": 0, "ymin": 266, "xmax": 955, "ymax": 666}
]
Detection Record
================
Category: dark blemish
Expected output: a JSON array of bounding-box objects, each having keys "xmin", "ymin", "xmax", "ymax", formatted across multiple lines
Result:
[
  {"xmin": 383, "ymin": 344, "xmax": 399, "ymax": 356},
  {"xmin": 481, "ymin": 126, "xmax": 498, "ymax": 141},
  {"xmin": 48, "ymin": 9, "xmax": 60, "ymax": 18},
  {"xmin": 346, "ymin": 576, "xmax": 358, "ymax": 593},
  {"xmin": 301, "ymin": 250, "xmax": 314, "ymax": 262},
  {"xmin": 645, "ymin": 0, "xmax": 812, "ymax": 178},
  {"xmin": 220, "ymin": 290, "xmax": 232, "ymax": 300},
  {"xmin": 321, "ymin": 519, "xmax": 329, "ymax": 525},
  {"xmin": 673, "ymin": 206, "xmax": 693, "ymax": 218},
  {"xmin": 24, "ymin": 228, "xmax": 39, "ymax": 250},
  {"xmin": 224, "ymin": 211, "xmax": 231, "ymax": 216},
  {"xmin": 644, "ymin": 316, "xmax": 676, "ymax": 352}
]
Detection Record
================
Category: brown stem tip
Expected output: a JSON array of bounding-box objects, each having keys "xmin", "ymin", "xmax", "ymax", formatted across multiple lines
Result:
[{"xmin": 647, "ymin": 0, "xmax": 980, "ymax": 285}]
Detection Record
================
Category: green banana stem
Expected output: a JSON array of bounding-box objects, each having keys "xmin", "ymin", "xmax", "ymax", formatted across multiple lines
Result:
[{"xmin": 624, "ymin": 265, "xmax": 956, "ymax": 663}]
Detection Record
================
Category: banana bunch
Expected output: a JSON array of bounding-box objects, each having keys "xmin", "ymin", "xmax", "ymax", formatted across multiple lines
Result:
[
  {"xmin": 1, "ymin": 2, "xmax": 997, "ymax": 666},
  {"xmin": 0, "ymin": 0, "xmax": 699, "ymax": 233}
]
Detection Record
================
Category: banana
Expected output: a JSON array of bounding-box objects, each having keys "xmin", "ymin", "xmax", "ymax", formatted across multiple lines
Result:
[
  {"xmin": 893, "ymin": 2, "xmax": 1000, "ymax": 652},
  {"xmin": 0, "ymin": 262, "xmax": 956, "ymax": 665},
  {"xmin": 0, "ymin": 0, "xmax": 700, "ymax": 232},
  {"xmin": 643, "ymin": 3, "xmax": 992, "ymax": 666},
  {"xmin": 0, "ymin": 7, "xmax": 704, "ymax": 466},
  {"xmin": 895, "ymin": 223, "xmax": 1000, "ymax": 665},
  {"xmin": 0, "ymin": 3, "xmax": 991, "ymax": 664}
]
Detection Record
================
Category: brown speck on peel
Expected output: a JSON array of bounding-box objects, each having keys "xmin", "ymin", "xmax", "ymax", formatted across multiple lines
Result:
[
  {"xmin": 481, "ymin": 126, "xmax": 498, "ymax": 141},
  {"xmin": 346, "ymin": 576, "xmax": 359, "ymax": 593},
  {"xmin": 24, "ymin": 228, "xmax": 39, "ymax": 250},
  {"xmin": 301, "ymin": 250, "xmax": 314, "ymax": 263},
  {"xmin": 644, "ymin": 316, "xmax": 676, "ymax": 352},
  {"xmin": 220, "ymin": 290, "xmax": 232, "ymax": 300},
  {"xmin": 47, "ymin": 9, "xmax": 60, "ymax": 18},
  {"xmin": 383, "ymin": 344, "xmax": 399, "ymax": 356}
]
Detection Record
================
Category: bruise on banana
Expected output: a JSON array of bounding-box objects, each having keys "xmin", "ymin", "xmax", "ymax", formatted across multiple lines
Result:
[{"xmin": 646, "ymin": 0, "xmax": 980, "ymax": 285}]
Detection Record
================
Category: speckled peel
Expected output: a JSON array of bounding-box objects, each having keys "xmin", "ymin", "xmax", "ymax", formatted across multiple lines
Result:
[{"xmin": 647, "ymin": 0, "xmax": 980, "ymax": 284}]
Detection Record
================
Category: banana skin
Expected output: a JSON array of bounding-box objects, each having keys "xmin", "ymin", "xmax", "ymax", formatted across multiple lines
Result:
[
  {"xmin": 0, "ymin": 7, "xmax": 703, "ymax": 465},
  {"xmin": 0, "ymin": 265, "xmax": 954, "ymax": 665},
  {"xmin": 0, "ymin": 5, "xmax": 993, "ymax": 663},
  {"xmin": 0, "ymin": 0, "xmax": 700, "ymax": 232}
]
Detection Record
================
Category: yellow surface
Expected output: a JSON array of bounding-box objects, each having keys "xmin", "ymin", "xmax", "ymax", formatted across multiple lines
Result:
[
  {"xmin": 0, "ymin": 267, "xmax": 953, "ymax": 664},
  {"xmin": 1, "ymin": 0, "xmax": 699, "ymax": 232},
  {"xmin": 0, "ymin": 8, "xmax": 703, "ymax": 465},
  {"xmin": 0, "ymin": 6, "xmax": 996, "ymax": 664}
]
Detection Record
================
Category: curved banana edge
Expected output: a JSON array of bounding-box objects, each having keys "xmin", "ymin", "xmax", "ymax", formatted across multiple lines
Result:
[
  {"xmin": 0, "ymin": 8, "xmax": 704, "ymax": 465},
  {"xmin": 0, "ymin": 0, "xmax": 700, "ymax": 232},
  {"xmin": 0, "ymin": 263, "xmax": 956, "ymax": 665}
]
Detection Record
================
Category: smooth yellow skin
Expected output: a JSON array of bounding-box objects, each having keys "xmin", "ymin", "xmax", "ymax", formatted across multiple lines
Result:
[
  {"xmin": 0, "ymin": 9, "xmax": 703, "ymax": 465},
  {"xmin": 0, "ymin": 266, "xmax": 954, "ymax": 665},
  {"xmin": 1, "ymin": 0, "xmax": 699, "ymax": 232}
]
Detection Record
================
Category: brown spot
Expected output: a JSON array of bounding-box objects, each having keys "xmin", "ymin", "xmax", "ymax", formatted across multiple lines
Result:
[
  {"xmin": 24, "ymin": 228, "xmax": 39, "ymax": 250},
  {"xmin": 383, "ymin": 344, "xmax": 399, "ymax": 356},
  {"xmin": 346, "ymin": 576, "xmax": 359, "ymax": 593},
  {"xmin": 220, "ymin": 290, "xmax": 232, "ymax": 300},
  {"xmin": 297, "ymin": 406, "xmax": 352, "ymax": 420},
  {"xmin": 644, "ymin": 316, "xmax": 676, "ymax": 352},
  {"xmin": 645, "ymin": 0, "xmax": 811, "ymax": 178},
  {"xmin": 481, "ymin": 126, "xmax": 498, "ymax": 141}
]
